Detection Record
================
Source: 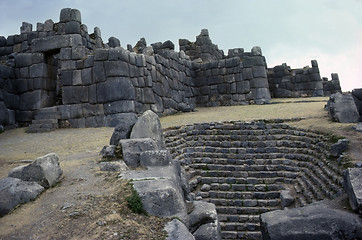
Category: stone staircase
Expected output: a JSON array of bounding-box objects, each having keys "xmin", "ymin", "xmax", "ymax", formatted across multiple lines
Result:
[
  {"xmin": 164, "ymin": 121, "xmax": 344, "ymax": 240},
  {"xmin": 26, "ymin": 106, "xmax": 60, "ymax": 133}
]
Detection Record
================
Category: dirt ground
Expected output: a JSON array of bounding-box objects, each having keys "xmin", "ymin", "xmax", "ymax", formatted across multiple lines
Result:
[{"xmin": 0, "ymin": 97, "xmax": 361, "ymax": 239}]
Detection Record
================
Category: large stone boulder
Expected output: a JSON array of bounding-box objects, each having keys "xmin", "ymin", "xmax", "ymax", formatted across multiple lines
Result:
[
  {"xmin": 331, "ymin": 139, "xmax": 349, "ymax": 157},
  {"xmin": 260, "ymin": 202, "xmax": 362, "ymax": 240},
  {"xmin": 119, "ymin": 138, "xmax": 157, "ymax": 168},
  {"xmin": 8, "ymin": 153, "xmax": 63, "ymax": 188},
  {"xmin": 130, "ymin": 110, "xmax": 166, "ymax": 149},
  {"xmin": 164, "ymin": 219, "xmax": 195, "ymax": 240},
  {"xmin": 326, "ymin": 92, "xmax": 359, "ymax": 123},
  {"xmin": 188, "ymin": 201, "xmax": 221, "ymax": 240},
  {"xmin": 0, "ymin": 177, "xmax": 44, "ymax": 217},
  {"xmin": 344, "ymin": 168, "xmax": 362, "ymax": 214},
  {"xmin": 109, "ymin": 113, "xmax": 138, "ymax": 145},
  {"xmin": 120, "ymin": 163, "xmax": 188, "ymax": 224}
]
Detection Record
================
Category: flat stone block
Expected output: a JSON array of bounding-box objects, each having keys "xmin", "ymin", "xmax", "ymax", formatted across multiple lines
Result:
[{"xmin": 344, "ymin": 168, "xmax": 362, "ymax": 213}]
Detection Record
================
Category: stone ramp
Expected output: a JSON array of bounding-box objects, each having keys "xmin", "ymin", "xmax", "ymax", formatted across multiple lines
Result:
[
  {"xmin": 26, "ymin": 107, "xmax": 60, "ymax": 133},
  {"xmin": 164, "ymin": 121, "xmax": 344, "ymax": 240}
]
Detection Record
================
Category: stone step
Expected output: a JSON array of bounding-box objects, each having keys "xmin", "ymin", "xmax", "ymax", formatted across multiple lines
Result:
[
  {"xmin": 208, "ymin": 198, "xmax": 280, "ymax": 208},
  {"xmin": 26, "ymin": 126, "xmax": 52, "ymax": 133},
  {"xmin": 31, "ymin": 118, "xmax": 59, "ymax": 125},
  {"xmin": 199, "ymin": 176, "xmax": 295, "ymax": 185},
  {"xmin": 220, "ymin": 222, "xmax": 260, "ymax": 232},
  {"xmin": 205, "ymin": 183, "xmax": 284, "ymax": 192},
  {"xmin": 218, "ymin": 214, "xmax": 260, "ymax": 223},
  {"xmin": 220, "ymin": 230, "xmax": 262, "ymax": 240},
  {"xmin": 207, "ymin": 191, "xmax": 280, "ymax": 200},
  {"xmin": 296, "ymin": 177, "xmax": 317, "ymax": 204},
  {"xmin": 216, "ymin": 206, "xmax": 278, "ymax": 215}
]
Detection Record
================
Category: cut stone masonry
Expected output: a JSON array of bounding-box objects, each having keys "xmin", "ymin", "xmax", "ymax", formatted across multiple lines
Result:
[{"xmin": 0, "ymin": 8, "xmax": 341, "ymax": 130}]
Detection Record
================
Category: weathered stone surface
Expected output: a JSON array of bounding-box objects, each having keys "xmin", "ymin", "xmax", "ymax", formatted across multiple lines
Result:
[
  {"xmin": 251, "ymin": 46, "xmax": 262, "ymax": 56},
  {"xmin": 327, "ymin": 92, "xmax": 359, "ymax": 123},
  {"xmin": 164, "ymin": 219, "xmax": 195, "ymax": 240},
  {"xmin": 188, "ymin": 201, "xmax": 220, "ymax": 234},
  {"xmin": 96, "ymin": 77, "xmax": 135, "ymax": 103},
  {"xmin": 99, "ymin": 161, "xmax": 128, "ymax": 172},
  {"xmin": 109, "ymin": 113, "xmax": 138, "ymax": 145},
  {"xmin": 0, "ymin": 177, "xmax": 44, "ymax": 217},
  {"xmin": 331, "ymin": 139, "xmax": 349, "ymax": 157},
  {"xmin": 280, "ymin": 190, "xmax": 294, "ymax": 208},
  {"xmin": 100, "ymin": 145, "xmax": 116, "ymax": 159},
  {"xmin": 260, "ymin": 202, "xmax": 362, "ymax": 240},
  {"xmin": 121, "ymin": 164, "xmax": 188, "ymax": 223},
  {"xmin": 31, "ymin": 34, "xmax": 82, "ymax": 53},
  {"xmin": 130, "ymin": 110, "xmax": 166, "ymax": 149},
  {"xmin": 193, "ymin": 222, "xmax": 221, "ymax": 240},
  {"xmin": 8, "ymin": 153, "xmax": 63, "ymax": 188},
  {"xmin": 119, "ymin": 138, "xmax": 157, "ymax": 168},
  {"xmin": 344, "ymin": 168, "xmax": 362, "ymax": 214},
  {"xmin": 140, "ymin": 150, "xmax": 172, "ymax": 167},
  {"xmin": 108, "ymin": 37, "xmax": 121, "ymax": 48}
]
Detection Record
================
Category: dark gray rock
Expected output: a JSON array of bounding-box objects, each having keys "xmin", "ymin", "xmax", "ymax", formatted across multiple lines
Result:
[
  {"xmin": 31, "ymin": 34, "xmax": 82, "ymax": 53},
  {"xmin": 0, "ymin": 177, "xmax": 44, "ymax": 217},
  {"xmin": 188, "ymin": 201, "xmax": 220, "ymax": 235},
  {"xmin": 164, "ymin": 219, "xmax": 195, "ymax": 240},
  {"xmin": 134, "ymin": 38, "xmax": 147, "ymax": 54},
  {"xmin": 100, "ymin": 145, "xmax": 116, "ymax": 159},
  {"xmin": 162, "ymin": 40, "xmax": 175, "ymax": 50},
  {"xmin": 130, "ymin": 110, "xmax": 166, "ymax": 149},
  {"xmin": 121, "ymin": 163, "xmax": 188, "ymax": 224},
  {"xmin": 109, "ymin": 113, "xmax": 138, "ymax": 145},
  {"xmin": 119, "ymin": 138, "xmax": 157, "ymax": 168},
  {"xmin": 8, "ymin": 153, "xmax": 63, "ymax": 188},
  {"xmin": 260, "ymin": 202, "xmax": 362, "ymax": 240},
  {"xmin": 193, "ymin": 222, "xmax": 221, "ymax": 240},
  {"xmin": 280, "ymin": 190, "xmax": 294, "ymax": 208},
  {"xmin": 251, "ymin": 46, "xmax": 262, "ymax": 56},
  {"xmin": 0, "ymin": 124, "xmax": 4, "ymax": 133},
  {"xmin": 96, "ymin": 77, "xmax": 135, "ymax": 103},
  {"xmin": 108, "ymin": 37, "xmax": 121, "ymax": 48},
  {"xmin": 352, "ymin": 88, "xmax": 362, "ymax": 101},
  {"xmin": 344, "ymin": 168, "xmax": 362, "ymax": 214},
  {"xmin": 331, "ymin": 139, "xmax": 349, "ymax": 157},
  {"xmin": 327, "ymin": 93, "xmax": 359, "ymax": 123}
]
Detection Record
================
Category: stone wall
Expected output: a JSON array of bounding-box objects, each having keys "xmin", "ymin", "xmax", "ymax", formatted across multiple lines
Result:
[
  {"xmin": 0, "ymin": 8, "xmax": 342, "ymax": 128},
  {"xmin": 193, "ymin": 52, "xmax": 270, "ymax": 106},
  {"xmin": 268, "ymin": 61, "xmax": 324, "ymax": 98}
]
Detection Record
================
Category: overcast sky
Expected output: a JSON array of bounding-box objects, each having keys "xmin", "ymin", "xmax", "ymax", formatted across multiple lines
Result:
[{"xmin": 1, "ymin": 0, "xmax": 361, "ymax": 91}]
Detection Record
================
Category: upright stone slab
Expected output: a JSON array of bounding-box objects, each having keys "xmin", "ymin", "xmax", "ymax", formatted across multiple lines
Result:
[
  {"xmin": 344, "ymin": 168, "xmax": 362, "ymax": 214},
  {"xmin": 8, "ymin": 153, "xmax": 63, "ymax": 188},
  {"xmin": 109, "ymin": 113, "xmax": 138, "ymax": 145},
  {"xmin": 327, "ymin": 92, "xmax": 359, "ymax": 123},
  {"xmin": 130, "ymin": 110, "xmax": 166, "ymax": 149}
]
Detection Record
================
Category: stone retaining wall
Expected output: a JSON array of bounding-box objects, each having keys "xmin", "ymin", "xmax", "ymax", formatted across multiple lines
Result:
[{"xmin": 164, "ymin": 121, "xmax": 344, "ymax": 239}]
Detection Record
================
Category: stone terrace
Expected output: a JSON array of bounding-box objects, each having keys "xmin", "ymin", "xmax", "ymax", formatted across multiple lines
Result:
[{"xmin": 164, "ymin": 121, "xmax": 344, "ymax": 240}]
